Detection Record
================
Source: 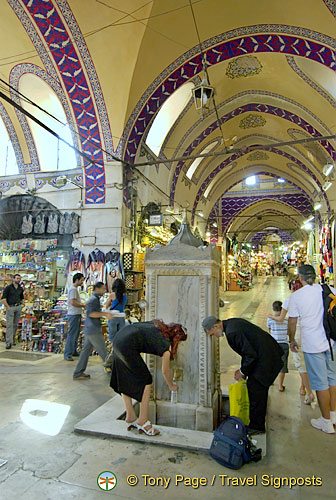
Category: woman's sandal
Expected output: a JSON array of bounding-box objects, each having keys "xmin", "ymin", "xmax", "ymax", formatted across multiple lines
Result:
[
  {"xmin": 137, "ymin": 420, "xmax": 160, "ymax": 436},
  {"xmin": 304, "ymin": 393, "xmax": 315, "ymax": 405},
  {"xmin": 125, "ymin": 419, "xmax": 137, "ymax": 431}
]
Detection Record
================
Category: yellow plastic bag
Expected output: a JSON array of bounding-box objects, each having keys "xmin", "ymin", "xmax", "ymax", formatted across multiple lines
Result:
[{"xmin": 228, "ymin": 380, "xmax": 250, "ymax": 425}]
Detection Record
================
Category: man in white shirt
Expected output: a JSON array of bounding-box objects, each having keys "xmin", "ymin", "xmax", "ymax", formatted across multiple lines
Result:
[
  {"xmin": 288, "ymin": 265, "xmax": 336, "ymax": 434},
  {"xmin": 64, "ymin": 273, "xmax": 85, "ymax": 361}
]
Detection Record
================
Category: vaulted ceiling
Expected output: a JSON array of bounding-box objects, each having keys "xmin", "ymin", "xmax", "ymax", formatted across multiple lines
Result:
[{"xmin": 0, "ymin": 0, "xmax": 335, "ymax": 243}]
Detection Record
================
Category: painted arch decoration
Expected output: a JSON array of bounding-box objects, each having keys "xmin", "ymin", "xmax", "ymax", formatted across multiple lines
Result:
[
  {"xmin": 10, "ymin": 0, "xmax": 114, "ymax": 203},
  {"xmin": 191, "ymin": 148, "xmax": 330, "ymax": 223},
  {"xmin": 122, "ymin": 26, "xmax": 335, "ymax": 164},
  {"xmin": 212, "ymin": 193, "xmax": 312, "ymax": 234},
  {"xmin": 251, "ymin": 231, "xmax": 294, "ymax": 244},
  {"xmin": 171, "ymin": 103, "xmax": 334, "ymax": 205},
  {"xmin": 228, "ymin": 208, "xmax": 308, "ymax": 240}
]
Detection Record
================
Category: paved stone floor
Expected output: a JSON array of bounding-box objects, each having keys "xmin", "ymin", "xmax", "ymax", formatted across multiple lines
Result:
[{"xmin": 0, "ymin": 276, "xmax": 335, "ymax": 499}]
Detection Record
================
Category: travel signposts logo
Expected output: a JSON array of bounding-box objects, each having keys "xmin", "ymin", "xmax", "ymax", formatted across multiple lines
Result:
[{"xmin": 97, "ymin": 471, "xmax": 117, "ymax": 491}]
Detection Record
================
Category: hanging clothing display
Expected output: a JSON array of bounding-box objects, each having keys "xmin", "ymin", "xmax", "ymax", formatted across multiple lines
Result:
[
  {"xmin": 64, "ymin": 213, "xmax": 73, "ymax": 234},
  {"xmin": 33, "ymin": 214, "xmax": 46, "ymax": 234},
  {"xmin": 70, "ymin": 212, "xmax": 80, "ymax": 234},
  {"xmin": 319, "ymin": 226, "xmax": 333, "ymax": 283},
  {"xmin": 86, "ymin": 248, "xmax": 105, "ymax": 287},
  {"xmin": 104, "ymin": 249, "xmax": 125, "ymax": 292},
  {"xmin": 65, "ymin": 249, "xmax": 86, "ymax": 290},
  {"xmin": 59, "ymin": 213, "xmax": 66, "ymax": 234},
  {"xmin": 306, "ymin": 232, "xmax": 315, "ymax": 265},
  {"xmin": 21, "ymin": 215, "xmax": 33, "ymax": 235},
  {"xmin": 46, "ymin": 213, "xmax": 59, "ymax": 233}
]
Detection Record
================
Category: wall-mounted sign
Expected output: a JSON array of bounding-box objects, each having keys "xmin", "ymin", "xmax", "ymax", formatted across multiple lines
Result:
[{"xmin": 148, "ymin": 214, "xmax": 163, "ymax": 226}]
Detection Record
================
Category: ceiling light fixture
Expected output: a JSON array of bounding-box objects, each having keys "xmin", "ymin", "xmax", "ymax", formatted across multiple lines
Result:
[
  {"xmin": 301, "ymin": 223, "xmax": 313, "ymax": 231},
  {"xmin": 323, "ymin": 181, "xmax": 332, "ymax": 191},
  {"xmin": 192, "ymin": 57, "xmax": 214, "ymax": 118},
  {"xmin": 304, "ymin": 216, "xmax": 314, "ymax": 224},
  {"xmin": 314, "ymin": 202, "xmax": 322, "ymax": 211},
  {"xmin": 278, "ymin": 178, "xmax": 285, "ymax": 183},
  {"xmin": 323, "ymin": 163, "xmax": 334, "ymax": 176}
]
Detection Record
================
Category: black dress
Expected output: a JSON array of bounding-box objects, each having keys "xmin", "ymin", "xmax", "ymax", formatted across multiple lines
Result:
[{"xmin": 109, "ymin": 322, "xmax": 171, "ymax": 402}]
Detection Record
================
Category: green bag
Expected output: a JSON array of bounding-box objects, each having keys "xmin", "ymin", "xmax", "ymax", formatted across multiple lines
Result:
[{"xmin": 228, "ymin": 380, "xmax": 250, "ymax": 426}]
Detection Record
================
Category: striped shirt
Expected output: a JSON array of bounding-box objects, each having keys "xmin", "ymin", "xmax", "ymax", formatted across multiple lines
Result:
[{"xmin": 266, "ymin": 317, "xmax": 289, "ymax": 343}]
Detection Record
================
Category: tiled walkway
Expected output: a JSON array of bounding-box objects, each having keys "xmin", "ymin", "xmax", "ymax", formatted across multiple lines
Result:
[{"xmin": 0, "ymin": 277, "xmax": 334, "ymax": 499}]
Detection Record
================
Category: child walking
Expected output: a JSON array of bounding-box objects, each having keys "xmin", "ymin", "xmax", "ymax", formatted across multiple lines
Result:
[{"xmin": 267, "ymin": 301, "xmax": 289, "ymax": 392}]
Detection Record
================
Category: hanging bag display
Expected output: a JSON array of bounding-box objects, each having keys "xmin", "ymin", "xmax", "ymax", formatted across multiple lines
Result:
[{"xmin": 228, "ymin": 380, "xmax": 250, "ymax": 426}]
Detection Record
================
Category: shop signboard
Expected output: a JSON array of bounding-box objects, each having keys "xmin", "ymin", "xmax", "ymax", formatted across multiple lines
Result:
[{"xmin": 148, "ymin": 214, "xmax": 163, "ymax": 226}]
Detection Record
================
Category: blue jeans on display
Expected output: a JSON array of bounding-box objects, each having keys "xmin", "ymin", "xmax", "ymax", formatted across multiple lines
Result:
[
  {"xmin": 64, "ymin": 314, "xmax": 81, "ymax": 359},
  {"xmin": 108, "ymin": 317, "xmax": 125, "ymax": 342}
]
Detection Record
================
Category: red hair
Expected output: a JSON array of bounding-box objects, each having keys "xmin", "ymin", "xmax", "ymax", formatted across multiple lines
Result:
[{"xmin": 152, "ymin": 319, "xmax": 187, "ymax": 359}]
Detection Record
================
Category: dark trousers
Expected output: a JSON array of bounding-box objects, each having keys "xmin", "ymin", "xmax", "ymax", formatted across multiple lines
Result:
[{"xmin": 247, "ymin": 375, "xmax": 269, "ymax": 431}]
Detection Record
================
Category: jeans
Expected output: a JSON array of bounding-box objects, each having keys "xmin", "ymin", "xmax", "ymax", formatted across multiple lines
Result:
[
  {"xmin": 5, "ymin": 305, "xmax": 21, "ymax": 344},
  {"xmin": 108, "ymin": 317, "xmax": 125, "ymax": 342},
  {"xmin": 73, "ymin": 331, "xmax": 108, "ymax": 378},
  {"xmin": 64, "ymin": 314, "xmax": 82, "ymax": 359}
]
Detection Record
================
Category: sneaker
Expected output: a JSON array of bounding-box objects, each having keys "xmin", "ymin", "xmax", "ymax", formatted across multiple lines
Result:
[
  {"xmin": 73, "ymin": 373, "xmax": 91, "ymax": 380},
  {"xmin": 104, "ymin": 366, "xmax": 112, "ymax": 374},
  {"xmin": 311, "ymin": 417, "xmax": 335, "ymax": 434},
  {"xmin": 5, "ymin": 343, "xmax": 11, "ymax": 349},
  {"xmin": 64, "ymin": 356, "xmax": 74, "ymax": 361},
  {"xmin": 330, "ymin": 412, "xmax": 336, "ymax": 425}
]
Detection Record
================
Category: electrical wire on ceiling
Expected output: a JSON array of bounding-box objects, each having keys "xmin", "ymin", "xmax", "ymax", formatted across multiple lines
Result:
[
  {"xmin": 0, "ymin": 78, "xmax": 124, "ymax": 166},
  {"xmin": 132, "ymin": 133, "xmax": 336, "ymax": 166},
  {"xmin": 0, "ymin": 0, "xmax": 206, "ymax": 66},
  {"xmin": 188, "ymin": 0, "xmax": 228, "ymax": 152}
]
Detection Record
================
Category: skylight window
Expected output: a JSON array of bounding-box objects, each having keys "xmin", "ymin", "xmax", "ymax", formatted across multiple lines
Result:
[
  {"xmin": 245, "ymin": 175, "xmax": 256, "ymax": 186},
  {"xmin": 146, "ymin": 82, "xmax": 194, "ymax": 156},
  {"xmin": 186, "ymin": 141, "xmax": 217, "ymax": 179},
  {"xmin": 19, "ymin": 74, "xmax": 77, "ymax": 172},
  {"xmin": 0, "ymin": 117, "xmax": 18, "ymax": 176}
]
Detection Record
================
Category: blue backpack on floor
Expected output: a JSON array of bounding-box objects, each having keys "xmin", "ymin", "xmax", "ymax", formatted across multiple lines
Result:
[{"xmin": 210, "ymin": 416, "xmax": 259, "ymax": 469}]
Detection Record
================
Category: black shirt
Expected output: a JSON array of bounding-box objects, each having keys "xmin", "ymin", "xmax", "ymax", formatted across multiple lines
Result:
[
  {"xmin": 223, "ymin": 318, "xmax": 283, "ymax": 387},
  {"xmin": 2, "ymin": 283, "xmax": 24, "ymax": 305}
]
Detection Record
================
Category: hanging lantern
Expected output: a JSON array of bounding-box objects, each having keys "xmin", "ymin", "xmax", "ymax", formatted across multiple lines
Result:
[{"xmin": 192, "ymin": 74, "xmax": 214, "ymax": 117}]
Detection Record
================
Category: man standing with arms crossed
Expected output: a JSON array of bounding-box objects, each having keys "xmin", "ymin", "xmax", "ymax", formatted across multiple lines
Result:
[
  {"xmin": 64, "ymin": 273, "xmax": 86, "ymax": 361},
  {"xmin": 2, "ymin": 274, "xmax": 24, "ymax": 349}
]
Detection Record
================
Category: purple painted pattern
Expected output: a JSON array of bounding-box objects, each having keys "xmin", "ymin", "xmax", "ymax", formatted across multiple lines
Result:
[
  {"xmin": 124, "ymin": 34, "xmax": 335, "ymax": 164},
  {"xmin": 191, "ymin": 147, "xmax": 330, "ymax": 222},
  {"xmin": 171, "ymin": 103, "xmax": 334, "ymax": 204},
  {"xmin": 21, "ymin": 0, "xmax": 105, "ymax": 203},
  {"xmin": 251, "ymin": 231, "xmax": 294, "ymax": 244},
  {"xmin": 218, "ymin": 193, "xmax": 312, "ymax": 233}
]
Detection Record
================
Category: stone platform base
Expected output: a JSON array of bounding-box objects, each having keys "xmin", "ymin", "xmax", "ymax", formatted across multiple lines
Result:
[{"xmin": 74, "ymin": 394, "xmax": 267, "ymax": 455}]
